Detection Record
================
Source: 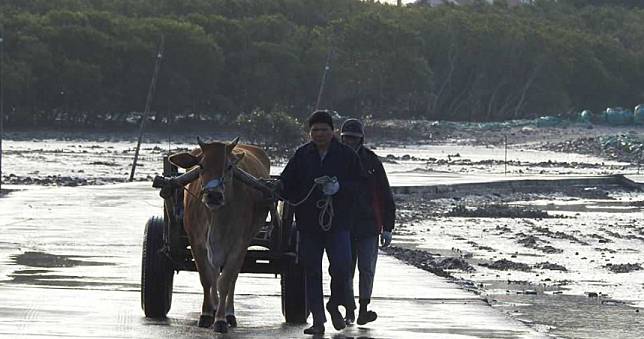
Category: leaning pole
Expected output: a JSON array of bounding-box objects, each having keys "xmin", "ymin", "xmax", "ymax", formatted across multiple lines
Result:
[
  {"xmin": 0, "ymin": 26, "xmax": 5, "ymax": 192},
  {"xmin": 129, "ymin": 36, "xmax": 164, "ymax": 182}
]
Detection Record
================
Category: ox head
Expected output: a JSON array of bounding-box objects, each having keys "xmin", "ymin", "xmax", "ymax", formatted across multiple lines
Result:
[{"xmin": 169, "ymin": 137, "xmax": 244, "ymax": 210}]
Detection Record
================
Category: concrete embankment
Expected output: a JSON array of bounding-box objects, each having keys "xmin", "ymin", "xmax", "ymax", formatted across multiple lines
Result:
[{"xmin": 390, "ymin": 174, "xmax": 643, "ymax": 196}]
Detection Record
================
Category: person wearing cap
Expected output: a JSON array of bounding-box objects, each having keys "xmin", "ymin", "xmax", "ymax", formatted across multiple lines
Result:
[
  {"xmin": 279, "ymin": 110, "xmax": 365, "ymax": 335},
  {"xmin": 340, "ymin": 118, "xmax": 396, "ymax": 326}
]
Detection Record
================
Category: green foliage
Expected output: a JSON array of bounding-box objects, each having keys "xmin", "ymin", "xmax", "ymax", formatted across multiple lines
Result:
[
  {"xmin": 236, "ymin": 110, "xmax": 304, "ymax": 147},
  {"xmin": 2, "ymin": 0, "xmax": 644, "ymax": 127}
]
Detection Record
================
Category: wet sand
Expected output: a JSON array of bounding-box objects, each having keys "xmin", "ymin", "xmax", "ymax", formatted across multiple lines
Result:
[
  {"xmin": 0, "ymin": 183, "xmax": 541, "ymax": 339},
  {"xmin": 390, "ymin": 188, "xmax": 644, "ymax": 338}
]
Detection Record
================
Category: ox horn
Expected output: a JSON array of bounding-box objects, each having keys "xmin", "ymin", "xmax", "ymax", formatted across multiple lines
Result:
[
  {"xmin": 229, "ymin": 136, "xmax": 240, "ymax": 149},
  {"xmin": 197, "ymin": 136, "xmax": 206, "ymax": 149}
]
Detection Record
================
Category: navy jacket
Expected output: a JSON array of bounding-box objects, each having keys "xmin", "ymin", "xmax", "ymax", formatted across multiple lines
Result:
[
  {"xmin": 280, "ymin": 138, "xmax": 364, "ymax": 234},
  {"xmin": 352, "ymin": 146, "xmax": 396, "ymax": 239}
]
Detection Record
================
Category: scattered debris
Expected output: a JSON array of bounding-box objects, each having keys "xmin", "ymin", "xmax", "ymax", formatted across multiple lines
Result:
[
  {"xmin": 605, "ymin": 263, "xmax": 642, "ymax": 273},
  {"xmin": 382, "ymin": 247, "xmax": 476, "ymax": 278},
  {"xmin": 533, "ymin": 226, "xmax": 589, "ymax": 245},
  {"xmin": 535, "ymin": 262, "xmax": 568, "ymax": 271},
  {"xmin": 445, "ymin": 204, "xmax": 558, "ymax": 219},
  {"xmin": 479, "ymin": 259, "xmax": 532, "ymax": 272},
  {"xmin": 3, "ymin": 174, "xmax": 149, "ymax": 186}
]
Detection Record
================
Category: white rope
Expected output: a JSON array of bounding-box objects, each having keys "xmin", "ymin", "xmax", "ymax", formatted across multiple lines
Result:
[
  {"xmin": 316, "ymin": 195, "xmax": 334, "ymax": 231},
  {"xmin": 275, "ymin": 182, "xmax": 319, "ymax": 207},
  {"xmin": 276, "ymin": 176, "xmax": 337, "ymax": 231}
]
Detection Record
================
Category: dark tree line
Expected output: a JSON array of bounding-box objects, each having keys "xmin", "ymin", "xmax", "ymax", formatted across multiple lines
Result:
[{"xmin": 1, "ymin": 0, "xmax": 644, "ymax": 127}]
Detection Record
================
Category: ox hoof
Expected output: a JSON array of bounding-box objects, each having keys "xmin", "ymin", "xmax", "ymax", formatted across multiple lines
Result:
[
  {"xmin": 198, "ymin": 315, "xmax": 214, "ymax": 328},
  {"xmin": 214, "ymin": 320, "xmax": 228, "ymax": 333},
  {"xmin": 226, "ymin": 315, "xmax": 237, "ymax": 327}
]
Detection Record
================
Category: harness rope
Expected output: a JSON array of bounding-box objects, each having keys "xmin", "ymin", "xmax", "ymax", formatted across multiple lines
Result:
[
  {"xmin": 274, "ymin": 176, "xmax": 335, "ymax": 232},
  {"xmin": 182, "ymin": 184, "xmax": 202, "ymax": 202},
  {"xmin": 179, "ymin": 163, "xmax": 229, "ymax": 208},
  {"xmin": 179, "ymin": 164, "xmax": 335, "ymax": 231}
]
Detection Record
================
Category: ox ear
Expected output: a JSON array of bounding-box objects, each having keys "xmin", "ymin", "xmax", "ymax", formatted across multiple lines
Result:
[
  {"xmin": 231, "ymin": 151, "xmax": 245, "ymax": 165},
  {"xmin": 197, "ymin": 136, "xmax": 206, "ymax": 149},
  {"xmin": 169, "ymin": 152, "xmax": 201, "ymax": 169}
]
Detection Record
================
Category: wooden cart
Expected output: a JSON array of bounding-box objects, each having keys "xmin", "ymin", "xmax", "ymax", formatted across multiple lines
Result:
[{"xmin": 141, "ymin": 156, "xmax": 308, "ymax": 323}]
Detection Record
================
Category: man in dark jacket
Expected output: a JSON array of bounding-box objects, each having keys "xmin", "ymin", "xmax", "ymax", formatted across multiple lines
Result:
[
  {"xmin": 340, "ymin": 118, "xmax": 396, "ymax": 326},
  {"xmin": 280, "ymin": 111, "xmax": 364, "ymax": 335}
]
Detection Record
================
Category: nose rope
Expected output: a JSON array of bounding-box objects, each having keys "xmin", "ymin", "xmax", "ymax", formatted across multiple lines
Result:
[
  {"xmin": 184, "ymin": 177, "xmax": 225, "ymax": 208},
  {"xmin": 182, "ymin": 185, "xmax": 206, "ymax": 206},
  {"xmin": 201, "ymin": 177, "xmax": 224, "ymax": 193},
  {"xmin": 191, "ymin": 161, "xmax": 233, "ymax": 207}
]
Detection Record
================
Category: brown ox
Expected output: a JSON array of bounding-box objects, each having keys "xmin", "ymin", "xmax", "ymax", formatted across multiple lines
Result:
[{"xmin": 169, "ymin": 137, "xmax": 270, "ymax": 333}]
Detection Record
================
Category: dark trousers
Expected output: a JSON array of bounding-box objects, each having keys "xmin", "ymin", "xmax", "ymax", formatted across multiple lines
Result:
[
  {"xmin": 347, "ymin": 235, "xmax": 379, "ymax": 310},
  {"xmin": 300, "ymin": 229, "xmax": 352, "ymax": 325}
]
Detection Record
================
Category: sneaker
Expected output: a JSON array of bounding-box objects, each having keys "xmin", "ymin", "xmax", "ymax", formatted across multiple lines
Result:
[
  {"xmin": 356, "ymin": 310, "xmax": 377, "ymax": 325},
  {"xmin": 303, "ymin": 324, "xmax": 325, "ymax": 335},
  {"xmin": 326, "ymin": 302, "xmax": 347, "ymax": 330}
]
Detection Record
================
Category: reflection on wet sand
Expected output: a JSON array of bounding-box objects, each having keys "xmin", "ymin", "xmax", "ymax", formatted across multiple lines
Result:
[
  {"xmin": 5, "ymin": 251, "xmax": 135, "ymax": 288},
  {"xmin": 491, "ymin": 293, "xmax": 644, "ymax": 338},
  {"xmin": 7, "ymin": 272, "xmax": 137, "ymax": 289},
  {"xmin": 12, "ymin": 251, "xmax": 113, "ymax": 268}
]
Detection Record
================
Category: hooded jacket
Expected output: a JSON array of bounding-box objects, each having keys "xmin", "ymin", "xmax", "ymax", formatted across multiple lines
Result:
[{"xmin": 351, "ymin": 146, "xmax": 396, "ymax": 239}]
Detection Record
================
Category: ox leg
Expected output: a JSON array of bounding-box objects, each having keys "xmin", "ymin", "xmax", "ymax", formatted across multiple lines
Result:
[
  {"xmin": 213, "ymin": 254, "xmax": 244, "ymax": 333},
  {"xmin": 224, "ymin": 270, "xmax": 240, "ymax": 327},
  {"xmin": 192, "ymin": 244, "xmax": 218, "ymax": 328}
]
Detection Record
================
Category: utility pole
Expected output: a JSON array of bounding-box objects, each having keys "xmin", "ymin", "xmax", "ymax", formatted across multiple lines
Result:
[
  {"xmin": 638, "ymin": 147, "xmax": 642, "ymax": 175},
  {"xmin": 0, "ymin": 25, "xmax": 5, "ymax": 192},
  {"xmin": 315, "ymin": 47, "xmax": 334, "ymax": 111},
  {"xmin": 504, "ymin": 135, "xmax": 508, "ymax": 176},
  {"xmin": 129, "ymin": 36, "xmax": 164, "ymax": 182}
]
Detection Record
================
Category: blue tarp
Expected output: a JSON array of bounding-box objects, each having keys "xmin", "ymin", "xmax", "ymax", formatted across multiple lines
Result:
[
  {"xmin": 602, "ymin": 107, "xmax": 633, "ymax": 125},
  {"xmin": 535, "ymin": 116, "xmax": 563, "ymax": 127},
  {"xmin": 634, "ymin": 104, "xmax": 644, "ymax": 125},
  {"xmin": 579, "ymin": 110, "xmax": 592, "ymax": 123}
]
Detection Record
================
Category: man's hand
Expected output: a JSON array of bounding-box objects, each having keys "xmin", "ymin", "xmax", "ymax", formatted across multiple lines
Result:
[
  {"xmin": 315, "ymin": 176, "xmax": 339, "ymax": 196},
  {"xmin": 381, "ymin": 231, "xmax": 392, "ymax": 248},
  {"xmin": 322, "ymin": 180, "xmax": 339, "ymax": 196}
]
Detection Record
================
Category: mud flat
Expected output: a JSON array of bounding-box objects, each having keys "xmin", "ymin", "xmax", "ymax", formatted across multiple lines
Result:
[
  {"xmin": 390, "ymin": 181, "xmax": 644, "ymax": 338},
  {"xmin": 2, "ymin": 129, "xmax": 643, "ymax": 337}
]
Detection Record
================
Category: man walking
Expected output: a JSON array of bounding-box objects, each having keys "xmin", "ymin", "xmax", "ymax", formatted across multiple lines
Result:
[
  {"xmin": 280, "ymin": 111, "xmax": 364, "ymax": 335},
  {"xmin": 340, "ymin": 118, "xmax": 396, "ymax": 326}
]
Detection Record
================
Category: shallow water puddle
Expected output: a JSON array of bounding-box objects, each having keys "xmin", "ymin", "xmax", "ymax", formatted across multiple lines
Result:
[{"xmin": 11, "ymin": 251, "xmax": 113, "ymax": 268}]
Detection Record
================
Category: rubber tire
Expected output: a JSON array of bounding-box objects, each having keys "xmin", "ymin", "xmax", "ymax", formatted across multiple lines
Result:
[
  {"xmin": 281, "ymin": 259, "xmax": 309, "ymax": 324},
  {"xmin": 141, "ymin": 216, "xmax": 174, "ymax": 318}
]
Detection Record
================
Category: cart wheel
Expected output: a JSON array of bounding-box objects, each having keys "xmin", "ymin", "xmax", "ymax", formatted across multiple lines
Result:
[
  {"xmin": 141, "ymin": 216, "xmax": 174, "ymax": 318},
  {"xmin": 281, "ymin": 258, "xmax": 309, "ymax": 323}
]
